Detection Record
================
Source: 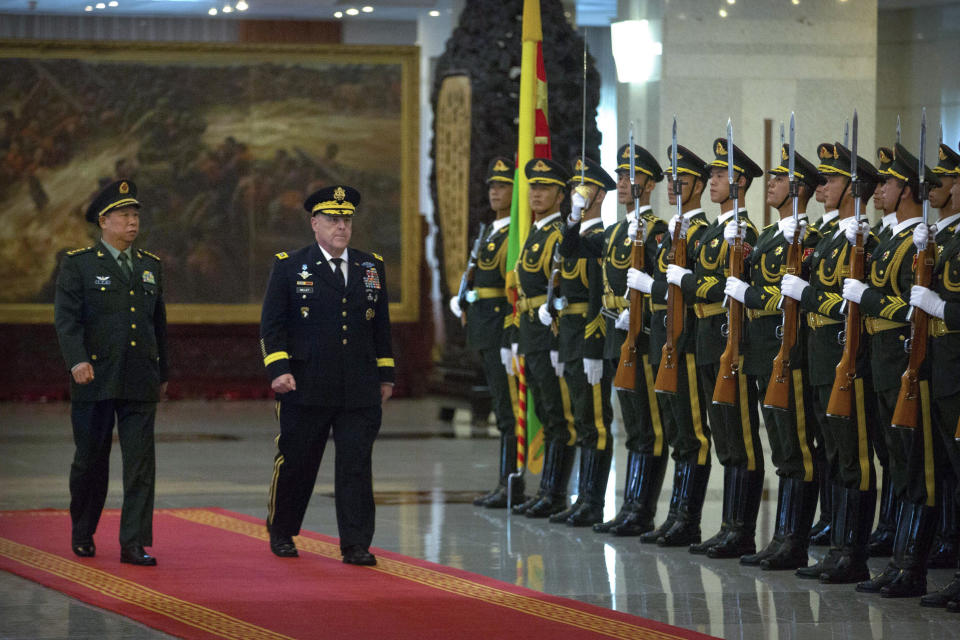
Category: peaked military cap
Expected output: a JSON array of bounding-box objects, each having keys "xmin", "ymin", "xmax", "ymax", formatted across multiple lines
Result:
[
  {"xmin": 769, "ymin": 144, "xmax": 822, "ymax": 189},
  {"xmin": 486, "ymin": 156, "xmax": 515, "ymax": 183},
  {"xmin": 616, "ymin": 144, "xmax": 663, "ymax": 182},
  {"xmin": 888, "ymin": 143, "xmax": 941, "ymax": 187},
  {"xmin": 304, "ymin": 185, "xmax": 361, "ymax": 216},
  {"xmin": 816, "ymin": 143, "xmax": 839, "ymax": 175},
  {"xmin": 85, "ymin": 180, "xmax": 140, "ymax": 223},
  {"xmin": 524, "ymin": 158, "xmax": 569, "ymax": 187},
  {"xmin": 819, "ymin": 143, "xmax": 881, "ymax": 185},
  {"xmin": 665, "ymin": 144, "xmax": 710, "ymax": 181},
  {"xmin": 876, "ymin": 147, "xmax": 894, "ymax": 175},
  {"xmin": 568, "ymin": 156, "xmax": 616, "ymax": 191},
  {"xmin": 933, "ymin": 143, "xmax": 960, "ymax": 177},
  {"xmin": 709, "ymin": 138, "xmax": 763, "ymax": 178}
]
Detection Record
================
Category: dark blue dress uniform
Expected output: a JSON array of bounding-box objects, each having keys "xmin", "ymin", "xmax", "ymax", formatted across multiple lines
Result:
[
  {"xmin": 54, "ymin": 180, "xmax": 168, "ymax": 564},
  {"xmin": 261, "ymin": 185, "xmax": 394, "ymax": 564}
]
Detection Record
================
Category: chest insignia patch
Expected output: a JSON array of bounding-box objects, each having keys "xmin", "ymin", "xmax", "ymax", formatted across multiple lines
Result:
[
  {"xmin": 298, "ymin": 269, "xmax": 312, "ymax": 279},
  {"xmin": 301, "ymin": 306, "xmax": 309, "ymax": 318},
  {"xmin": 95, "ymin": 275, "xmax": 111, "ymax": 286},
  {"xmin": 710, "ymin": 238, "xmax": 719, "ymax": 248},
  {"xmin": 142, "ymin": 270, "xmax": 156, "ymax": 285},
  {"xmin": 366, "ymin": 308, "xmax": 375, "ymax": 320},
  {"xmin": 487, "ymin": 242, "xmax": 496, "ymax": 251},
  {"xmin": 831, "ymin": 248, "xmax": 838, "ymax": 258},
  {"xmin": 364, "ymin": 268, "xmax": 381, "ymax": 289},
  {"xmin": 882, "ymin": 250, "xmax": 890, "ymax": 261},
  {"xmin": 531, "ymin": 243, "xmax": 540, "ymax": 253},
  {"xmin": 624, "ymin": 237, "xmax": 632, "ymax": 246},
  {"xmin": 774, "ymin": 246, "xmax": 783, "ymax": 256}
]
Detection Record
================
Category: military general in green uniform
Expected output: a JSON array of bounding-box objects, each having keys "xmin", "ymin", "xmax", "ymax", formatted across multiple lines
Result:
[{"xmin": 54, "ymin": 179, "xmax": 168, "ymax": 566}]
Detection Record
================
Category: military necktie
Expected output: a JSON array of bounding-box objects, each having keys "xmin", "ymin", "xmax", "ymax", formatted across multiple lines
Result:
[
  {"xmin": 118, "ymin": 252, "xmax": 132, "ymax": 281},
  {"xmin": 331, "ymin": 257, "xmax": 346, "ymax": 288}
]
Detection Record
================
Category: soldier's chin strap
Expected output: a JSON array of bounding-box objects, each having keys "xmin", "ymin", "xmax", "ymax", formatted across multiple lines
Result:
[
  {"xmin": 893, "ymin": 181, "xmax": 907, "ymax": 213},
  {"xmin": 720, "ymin": 168, "xmax": 741, "ymax": 206},
  {"xmin": 775, "ymin": 187, "xmax": 791, "ymax": 211}
]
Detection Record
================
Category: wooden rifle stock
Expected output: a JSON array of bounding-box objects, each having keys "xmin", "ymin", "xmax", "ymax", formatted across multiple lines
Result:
[
  {"xmin": 614, "ymin": 230, "xmax": 645, "ymax": 390},
  {"xmin": 763, "ymin": 234, "xmax": 802, "ymax": 410},
  {"xmin": 655, "ymin": 223, "xmax": 686, "ymax": 394},
  {"xmin": 891, "ymin": 242, "xmax": 935, "ymax": 428},
  {"xmin": 712, "ymin": 237, "xmax": 744, "ymax": 405},
  {"xmin": 826, "ymin": 232, "xmax": 864, "ymax": 419}
]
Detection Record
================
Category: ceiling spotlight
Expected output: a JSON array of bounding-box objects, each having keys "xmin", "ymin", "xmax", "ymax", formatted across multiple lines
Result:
[
  {"xmin": 222, "ymin": 4, "xmax": 232, "ymax": 12},
  {"xmin": 792, "ymin": 0, "xmax": 800, "ymax": 4},
  {"xmin": 95, "ymin": 2, "xmax": 105, "ymax": 7},
  {"xmin": 334, "ymin": 11, "xmax": 342, "ymax": 18},
  {"xmin": 345, "ymin": 7, "xmax": 359, "ymax": 15},
  {"xmin": 208, "ymin": 7, "xmax": 217, "ymax": 15},
  {"xmin": 726, "ymin": 0, "xmax": 735, "ymax": 4},
  {"xmin": 718, "ymin": 8, "xmax": 728, "ymax": 17},
  {"xmin": 361, "ymin": 5, "xmax": 373, "ymax": 12},
  {"xmin": 236, "ymin": 0, "xmax": 247, "ymax": 9},
  {"xmin": 108, "ymin": 0, "xmax": 117, "ymax": 5},
  {"xmin": 84, "ymin": 4, "xmax": 92, "ymax": 9},
  {"xmin": 428, "ymin": 9, "xmax": 440, "ymax": 16}
]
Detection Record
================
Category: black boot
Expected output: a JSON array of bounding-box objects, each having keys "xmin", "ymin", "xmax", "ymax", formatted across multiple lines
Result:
[
  {"xmin": 689, "ymin": 465, "xmax": 735, "ymax": 554},
  {"xmin": 550, "ymin": 447, "xmax": 586, "ymax": 523},
  {"xmin": 867, "ymin": 474, "xmax": 897, "ymax": 557},
  {"xmin": 659, "ymin": 463, "xmax": 710, "ymax": 547},
  {"xmin": 641, "ymin": 463, "xmax": 682, "ymax": 543},
  {"xmin": 857, "ymin": 502, "xmax": 911, "ymax": 593},
  {"xmin": 567, "ymin": 447, "xmax": 613, "ymax": 527},
  {"xmin": 797, "ymin": 484, "xmax": 844, "ymax": 578},
  {"xmin": 477, "ymin": 434, "xmax": 526, "ymax": 508},
  {"xmin": 594, "ymin": 451, "xmax": 641, "ymax": 533},
  {"xmin": 820, "ymin": 486, "xmax": 875, "ymax": 584},
  {"xmin": 881, "ymin": 503, "xmax": 938, "ymax": 598},
  {"xmin": 610, "ymin": 453, "xmax": 667, "ymax": 536},
  {"xmin": 743, "ymin": 476, "xmax": 787, "ymax": 566},
  {"xmin": 763, "ymin": 479, "xmax": 819, "ymax": 570},
  {"xmin": 921, "ymin": 563, "xmax": 960, "ymax": 608},
  {"xmin": 928, "ymin": 477, "xmax": 958, "ymax": 569},
  {"xmin": 709, "ymin": 467, "xmax": 763, "ymax": 559},
  {"xmin": 513, "ymin": 439, "xmax": 559, "ymax": 515},
  {"xmin": 809, "ymin": 463, "xmax": 832, "ymax": 546},
  {"xmin": 526, "ymin": 443, "xmax": 575, "ymax": 518}
]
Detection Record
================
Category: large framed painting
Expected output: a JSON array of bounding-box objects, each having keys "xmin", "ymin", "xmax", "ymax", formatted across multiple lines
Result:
[{"xmin": 0, "ymin": 40, "xmax": 420, "ymax": 323}]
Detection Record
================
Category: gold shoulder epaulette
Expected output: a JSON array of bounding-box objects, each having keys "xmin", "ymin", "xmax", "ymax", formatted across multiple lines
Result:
[
  {"xmin": 371, "ymin": 252, "xmax": 383, "ymax": 261},
  {"xmin": 275, "ymin": 251, "xmax": 289, "ymax": 260},
  {"xmin": 140, "ymin": 249, "xmax": 161, "ymax": 261},
  {"xmin": 66, "ymin": 246, "xmax": 92, "ymax": 256}
]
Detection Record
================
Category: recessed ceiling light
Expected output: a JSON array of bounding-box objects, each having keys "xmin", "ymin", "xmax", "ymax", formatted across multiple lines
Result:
[
  {"xmin": 726, "ymin": 0, "xmax": 734, "ymax": 4},
  {"xmin": 108, "ymin": 1, "xmax": 117, "ymax": 6},
  {"xmin": 208, "ymin": 7, "xmax": 217, "ymax": 15},
  {"xmin": 95, "ymin": 2, "xmax": 105, "ymax": 7},
  {"xmin": 235, "ymin": 0, "xmax": 247, "ymax": 9},
  {"xmin": 84, "ymin": 4, "xmax": 92, "ymax": 10},
  {"xmin": 334, "ymin": 11, "xmax": 343, "ymax": 18},
  {"xmin": 222, "ymin": 4, "xmax": 232, "ymax": 12},
  {"xmin": 345, "ymin": 7, "xmax": 359, "ymax": 15},
  {"xmin": 361, "ymin": 5, "xmax": 373, "ymax": 12},
  {"xmin": 428, "ymin": 10, "xmax": 440, "ymax": 17},
  {"xmin": 718, "ymin": 8, "xmax": 727, "ymax": 17}
]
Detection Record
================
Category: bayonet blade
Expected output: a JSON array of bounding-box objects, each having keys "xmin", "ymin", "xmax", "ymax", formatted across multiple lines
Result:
[
  {"xmin": 844, "ymin": 120, "xmax": 849, "ymax": 148},
  {"xmin": 850, "ymin": 110, "xmax": 858, "ymax": 182},
  {"xmin": 779, "ymin": 121, "xmax": 785, "ymax": 151},
  {"xmin": 726, "ymin": 118, "xmax": 734, "ymax": 186},
  {"xmin": 788, "ymin": 113, "xmax": 796, "ymax": 180},
  {"xmin": 671, "ymin": 116, "xmax": 678, "ymax": 182},
  {"xmin": 897, "ymin": 114, "xmax": 902, "ymax": 145},
  {"xmin": 919, "ymin": 107, "xmax": 926, "ymax": 186},
  {"xmin": 580, "ymin": 34, "xmax": 587, "ymax": 186}
]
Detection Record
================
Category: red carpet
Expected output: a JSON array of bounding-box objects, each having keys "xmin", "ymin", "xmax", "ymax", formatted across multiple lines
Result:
[{"xmin": 0, "ymin": 508, "xmax": 717, "ymax": 640}]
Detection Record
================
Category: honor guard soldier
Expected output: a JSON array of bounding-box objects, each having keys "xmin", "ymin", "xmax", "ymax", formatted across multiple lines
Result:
[
  {"xmin": 667, "ymin": 138, "xmax": 762, "ymax": 558},
  {"xmin": 261, "ymin": 185, "xmax": 394, "ymax": 566},
  {"xmin": 541, "ymin": 156, "xmax": 615, "ymax": 527},
  {"xmin": 634, "ymin": 144, "xmax": 713, "ymax": 547},
  {"xmin": 853, "ymin": 145, "xmax": 943, "ymax": 598},
  {"xmin": 873, "ymin": 147, "xmax": 899, "ymax": 244},
  {"xmin": 451, "ymin": 158, "xmax": 523, "ymax": 509},
  {"xmin": 911, "ymin": 143, "xmax": 960, "ymax": 609},
  {"xmin": 782, "ymin": 142, "xmax": 882, "ymax": 584},
  {"xmin": 725, "ymin": 144, "xmax": 822, "ymax": 569},
  {"xmin": 54, "ymin": 180, "xmax": 168, "ymax": 566},
  {"xmin": 510, "ymin": 158, "xmax": 578, "ymax": 518}
]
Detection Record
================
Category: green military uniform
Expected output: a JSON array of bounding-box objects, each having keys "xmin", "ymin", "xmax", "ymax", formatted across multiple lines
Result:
[
  {"xmin": 675, "ymin": 138, "xmax": 762, "ymax": 559},
  {"xmin": 736, "ymin": 145, "xmax": 823, "ymax": 570},
  {"xmin": 794, "ymin": 142, "xmax": 881, "ymax": 584},
  {"xmin": 646, "ymin": 144, "xmax": 714, "ymax": 546},
  {"xmin": 467, "ymin": 158, "xmax": 521, "ymax": 509},
  {"xmin": 511, "ymin": 158, "xmax": 577, "ymax": 518},
  {"xmin": 547, "ymin": 156, "xmax": 616, "ymax": 527},
  {"xmin": 54, "ymin": 180, "xmax": 168, "ymax": 564}
]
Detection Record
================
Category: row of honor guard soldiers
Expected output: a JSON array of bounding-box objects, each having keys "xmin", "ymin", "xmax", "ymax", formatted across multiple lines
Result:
[{"xmin": 451, "ymin": 132, "xmax": 960, "ymax": 609}]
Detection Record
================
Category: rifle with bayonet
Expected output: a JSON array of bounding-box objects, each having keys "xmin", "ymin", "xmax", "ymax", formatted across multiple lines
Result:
[
  {"xmin": 764, "ymin": 113, "xmax": 801, "ymax": 410},
  {"xmin": 892, "ymin": 108, "xmax": 934, "ymax": 429},
  {"xmin": 614, "ymin": 124, "xmax": 646, "ymax": 391},
  {"xmin": 827, "ymin": 110, "xmax": 864, "ymax": 419},
  {"xmin": 713, "ymin": 120, "xmax": 744, "ymax": 406},
  {"xmin": 456, "ymin": 222, "xmax": 489, "ymax": 326},
  {"xmin": 654, "ymin": 116, "xmax": 685, "ymax": 394}
]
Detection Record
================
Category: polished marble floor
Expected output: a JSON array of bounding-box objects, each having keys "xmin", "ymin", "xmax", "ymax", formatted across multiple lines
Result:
[{"xmin": 1, "ymin": 397, "xmax": 958, "ymax": 640}]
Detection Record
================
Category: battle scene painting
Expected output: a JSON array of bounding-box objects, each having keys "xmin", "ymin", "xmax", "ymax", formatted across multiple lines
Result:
[{"xmin": 0, "ymin": 42, "xmax": 419, "ymax": 322}]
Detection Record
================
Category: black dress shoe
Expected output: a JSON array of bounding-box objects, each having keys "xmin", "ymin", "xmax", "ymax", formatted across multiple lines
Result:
[
  {"xmin": 342, "ymin": 546, "xmax": 377, "ymax": 566},
  {"xmin": 72, "ymin": 542, "xmax": 95, "ymax": 558},
  {"xmin": 120, "ymin": 545, "xmax": 157, "ymax": 566},
  {"xmin": 270, "ymin": 536, "xmax": 298, "ymax": 558},
  {"xmin": 920, "ymin": 573, "xmax": 960, "ymax": 607}
]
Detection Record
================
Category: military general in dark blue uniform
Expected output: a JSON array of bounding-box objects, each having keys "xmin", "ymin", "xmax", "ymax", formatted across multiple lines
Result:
[
  {"xmin": 54, "ymin": 179, "xmax": 168, "ymax": 566},
  {"xmin": 260, "ymin": 185, "xmax": 395, "ymax": 566}
]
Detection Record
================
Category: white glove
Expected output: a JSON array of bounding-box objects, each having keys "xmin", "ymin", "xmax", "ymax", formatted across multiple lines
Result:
[
  {"xmin": 843, "ymin": 218, "xmax": 870, "ymax": 245},
  {"xmin": 554, "ymin": 360, "xmax": 565, "ymax": 378},
  {"xmin": 913, "ymin": 223, "xmax": 935, "ymax": 250},
  {"xmin": 448, "ymin": 295, "xmax": 462, "ymax": 318},
  {"xmin": 615, "ymin": 309, "xmax": 630, "ymax": 331},
  {"xmin": 500, "ymin": 347, "xmax": 514, "ymax": 376},
  {"xmin": 910, "ymin": 285, "xmax": 946, "ymax": 319},
  {"xmin": 724, "ymin": 277, "xmax": 750, "ymax": 304},
  {"xmin": 666, "ymin": 264, "xmax": 692, "ymax": 287},
  {"xmin": 569, "ymin": 191, "xmax": 586, "ymax": 223},
  {"xmin": 584, "ymin": 358, "xmax": 603, "ymax": 385},
  {"xmin": 627, "ymin": 267, "xmax": 653, "ymax": 294},
  {"xmin": 627, "ymin": 215, "xmax": 639, "ymax": 242},
  {"xmin": 842, "ymin": 278, "xmax": 868, "ymax": 305},
  {"xmin": 537, "ymin": 303, "xmax": 552, "ymax": 327},
  {"xmin": 780, "ymin": 274, "xmax": 809, "ymax": 301},
  {"xmin": 724, "ymin": 219, "xmax": 746, "ymax": 245},
  {"xmin": 668, "ymin": 214, "xmax": 690, "ymax": 238},
  {"xmin": 780, "ymin": 217, "xmax": 806, "ymax": 244},
  {"xmin": 549, "ymin": 350, "xmax": 562, "ymax": 378}
]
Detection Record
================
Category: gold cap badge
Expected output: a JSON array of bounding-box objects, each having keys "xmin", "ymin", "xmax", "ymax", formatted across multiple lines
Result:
[
  {"xmin": 532, "ymin": 160, "xmax": 551, "ymax": 172},
  {"xmin": 878, "ymin": 148, "xmax": 891, "ymax": 163},
  {"xmin": 781, "ymin": 146, "xmax": 789, "ymax": 162},
  {"xmin": 574, "ymin": 158, "xmax": 584, "ymax": 171},
  {"xmin": 819, "ymin": 145, "xmax": 832, "ymax": 159},
  {"xmin": 493, "ymin": 159, "xmax": 509, "ymax": 172},
  {"xmin": 119, "ymin": 181, "xmax": 129, "ymax": 194},
  {"xmin": 334, "ymin": 186, "xmax": 346, "ymax": 202},
  {"xmin": 940, "ymin": 146, "xmax": 948, "ymax": 161},
  {"xmin": 715, "ymin": 140, "xmax": 726, "ymax": 156}
]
